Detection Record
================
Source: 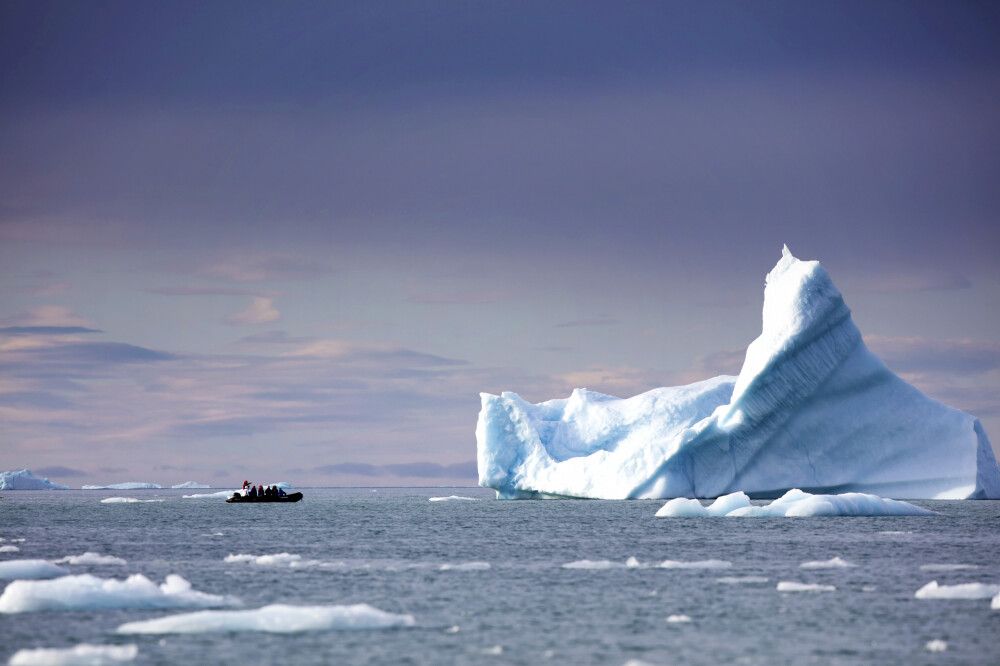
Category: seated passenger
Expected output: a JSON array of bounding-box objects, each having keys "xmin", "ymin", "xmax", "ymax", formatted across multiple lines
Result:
[
  {"xmin": 277, "ymin": 487, "xmax": 286, "ymax": 497},
  {"xmin": 248, "ymin": 484, "xmax": 257, "ymax": 498}
]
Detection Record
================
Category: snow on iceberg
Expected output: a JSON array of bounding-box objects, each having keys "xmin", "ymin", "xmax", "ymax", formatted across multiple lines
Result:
[
  {"xmin": 117, "ymin": 603, "xmax": 415, "ymax": 634},
  {"xmin": 53, "ymin": 553, "xmax": 127, "ymax": 566},
  {"xmin": 915, "ymin": 581, "xmax": 1000, "ymax": 600},
  {"xmin": 82, "ymin": 482, "xmax": 161, "ymax": 490},
  {"xmin": 0, "ymin": 574, "xmax": 238, "ymax": 613},
  {"xmin": 656, "ymin": 489, "xmax": 931, "ymax": 517},
  {"xmin": 477, "ymin": 246, "xmax": 1000, "ymax": 500},
  {"xmin": 8, "ymin": 643, "xmax": 138, "ymax": 665},
  {"xmin": 0, "ymin": 560, "xmax": 68, "ymax": 580},
  {"xmin": 170, "ymin": 481, "xmax": 209, "ymax": 489},
  {"xmin": 0, "ymin": 469, "xmax": 68, "ymax": 490}
]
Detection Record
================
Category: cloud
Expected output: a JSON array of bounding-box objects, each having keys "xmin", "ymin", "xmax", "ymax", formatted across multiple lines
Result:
[
  {"xmin": 239, "ymin": 330, "xmax": 312, "ymax": 344},
  {"xmin": 148, "ymin": 286, "xmax": 268, "ymax": 296},
  {"xmin": 226, "ymin": 297, "xmax": 280, "ymax": 325},
  {"xmin": 203, "ymin": 253, "xmax": 332, "ymax": 283},
  {"xmin": 30, "ymin": 342, "xmax": 175, "ymax": 364},
  {"xmin": 0, "ymin": 326, "xmax": 102, "ymax": 336},
  {"xmin": 406, "ymin": 289, "xmax": 504, "ymax": 305},
  {"xmin": 284, "ymin": 339, "xmax": 467, "ymax": 366},
  {"xmin": 7, "ymin": 306, "xmax": 94, "ymax": 327},
  {"xmin": 33, "ymin": 465, "xmax": 87, "ymax": 478},
  {"xmin": 554, "ymin": 316, "xmax": 620, "ymax": 328},
  {"xmin": 865, "ymin": 336, "xmax": 1000, "ymax": 375}
]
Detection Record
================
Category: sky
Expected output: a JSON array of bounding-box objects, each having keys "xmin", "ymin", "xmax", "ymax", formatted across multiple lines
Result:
[{"xmin": 1, "ymin": 0, "xmax": 999, "ymax": 487}]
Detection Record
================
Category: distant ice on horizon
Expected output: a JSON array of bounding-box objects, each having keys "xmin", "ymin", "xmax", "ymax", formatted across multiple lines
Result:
[{"xmin": 0, "ymin": 469, "xmax": 68, "ymax": 490}]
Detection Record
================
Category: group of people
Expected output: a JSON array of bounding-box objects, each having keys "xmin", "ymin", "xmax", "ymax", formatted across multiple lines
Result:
[{"xmin": 240, "ymin": 480, "xmax": 286, "ymax": 499}]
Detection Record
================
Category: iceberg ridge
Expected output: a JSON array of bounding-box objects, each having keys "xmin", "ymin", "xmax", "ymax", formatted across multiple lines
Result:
[{"xmin": 476, "ymin": 246, "xmax": 1000, "ymax": 500}]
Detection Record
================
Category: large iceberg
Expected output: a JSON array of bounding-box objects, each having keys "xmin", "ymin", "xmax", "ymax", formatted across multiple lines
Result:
[
  {"xmin": 0, "ymin": 469, "xmax": 68, "ymax": 490},
  {"xmin": 477, "ymin": 247, "xmax": 1000, "ymax": 500}
]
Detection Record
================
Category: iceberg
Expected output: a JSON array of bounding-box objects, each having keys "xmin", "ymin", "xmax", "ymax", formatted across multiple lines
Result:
[
  {"xmin": 0, "ymin": 469, "xmax": 68, "ymax": 490},
  {"xmin": 477, "ymin": 246, "xmax": 1000, "ymax": 500},
  {"xmin": 0, "ymin": 574, "xmax": 238, "ymax": 613},
  {"xmin": 656, "ymin": 489, "xmax": 931, "ymax": 517},
  {"xmin": 116, "ymin": 603, "xmax": 415, "ymax": 634},
  {"xmin": 8, "ymin": 643, "xmax": 138, "ymax": 665},
  {"xmin": 82, "ymin": 482, "xmax": 161, "ymax": 490},
  {"xmin": 0, "ymin": 560, "xmax": 69, "ymax": 580},
  {"xmin": 914, "ymin": 581, "xmax": 1000, "ymax": 600},
  {"xmin": 170, "ymin": 481, "xmax": 210, "ymax": 489}
]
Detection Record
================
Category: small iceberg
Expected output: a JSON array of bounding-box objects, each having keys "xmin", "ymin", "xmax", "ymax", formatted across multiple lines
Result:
[
  {"xmin": 438, "ymin": 562, "xmax": 490, "ymax": 571},
  {"xmin": 53, "ymin": 552, "xmax": 127, "ymax": 566},
  {"xmin": 657, "ymin": 559, "xmax": 731, "ymax": 569},
  {"xmin": 777, "ymin": 581, "xmax": 836, "ymax": 592},
  {"xmin": 992, "ymin": 593, "xmax": 1000, "ymax": 610},
  {"xmin": 83, "ymin": 482, "xmax": 162, "ymax": 490},
  {"xmin": 0, "ymin": 560, "xmax": 68, "ymax": 580},
  {"xmin": 800, "ymin": 557, "xmax": 855, "ymax": 569},
  {"xmin": 224, "ymin": 553, "xmax": 321, "ymax": 568},
  {"xmin": 170, "ymin": 481, "xmax": 210, "ymax": 489},
  {"xmin": 665, "ymin": 614, "xmax": 691, "ymax": 623},
  {"xmin": 915, "ymin": 581, "xmax": 1000, "ymax": 600},
  {"xmin": 429, "ymin": 495, "xmax": 479, "ymax": 502},
  {"xmin": 657, "ymin": 489, "xmax": 932, "ymax": 518},
  {"xmin": 716, "ymin": 576, "xmax": 769, "ymax": 584},
  {"xmin": 117, "ymin": 603, "xmax": 415, "ymax": 634},
  {"xmin": 0, "ymin": 574, "xmax": 238, "ymax": 613},
  {"xmin": 561, "ymin": 560, "xmax": 622, "ymax": 570},
  {"xmin": 925, "ymin": 640, "xmax": 948, "ymax": 653},
  {"xmin": 1, "ymin": 545, "xmax": 20, "ymax": 553},
  {"xmin": 8, "ymin": 643, "xmax": 138, "ymax": 665},
  {"xmin": 100, "ymin": 497, "xmax": 164, "ymax": 504},
  {"xmin": 0, "ymin": 469, "xmax": 68, "ymax": 490}
]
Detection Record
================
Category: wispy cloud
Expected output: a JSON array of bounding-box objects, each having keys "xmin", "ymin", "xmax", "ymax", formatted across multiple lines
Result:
[
  {"xmin": 5, "ymin": 305, "xmax": 94, "ymax": 328},
  {"xmin": 148, "ymin": 286, "xmax": 269, "ymax": 297},
  {"xmin": 0, "ymin": 326, "xmax": 102, "ymax": 336},
  {"xmin": 202, "ymin": 252, "xmax": 332, "ymax": 283},
  {"xmin": 554, "ymin": 316, "xmax": 620, "ymax": 328},
  {"xmin": 226, "ymin": 297, "xmax": 280, "ymax": 325}
]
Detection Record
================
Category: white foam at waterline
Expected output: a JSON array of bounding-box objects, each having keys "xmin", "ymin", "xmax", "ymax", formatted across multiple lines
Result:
[
  {"xmin": 1, "ymin": 545, "xmax": 20, "ymax": 553},
  {"xmin": 777, "ymin": 581, "xmax": 836, "ymax": 592},
  {"xmin": 665, "ymin": 614, "xmax": 691, "ymax": 623},
  {"xmin": 8, "ymin": 643, "xmax": 138, "ymax": 665},
  {"xmin": 0, "ymin": 574, "xmax": 238, "ymax": 613},
  {"xmin": 99, "ymin": 498, "xmax": 163, "ymax": 504},
  {"xmin": 53, "ymin": 553, "xmax": 126, "ymax": 566},
  {"xmin": 183, "ymin": 491, "xmax": 234, "ymax": 499},
  {"xmin": 716, "ymin": 576, "xmax": 769, "ymax": 584},
  {"xmin": 117, "ymin": 604, "xmax": 414, "ymax": 634},
  {"xmin": 925, "ymin": 640, "xmax": 948, "ymax": 653},
  {"xmin": 428, "ymin": 496, "xmax": 479, "ymax": 502},
  {"xmin": 561, "ymin": 560, "xmax": 620, "ymax": 570},
  {"xmin": 438, "ymin": 562, "xmax": 490, "ymax": 571},
  {"xmin": 919, "ymin": 564, "xmax": 979, "ymax": 571},
  {"xmin": 915, "ymin": 581, "xmax": 1000, "ymax": 600},
  {"xmin": 658, "ymin": 560, "xmax": 731, "ymax": 569},
  {"xmin": 482, "ymin": 645, "xmax": 504, "ymax": 656},
  {"xmin": 0, "ymin": 560, "xmax": 68, "ymax": 580},
  {"xmin": 800, "ymin": 557, "xmax": 855, "ymax": 569}
]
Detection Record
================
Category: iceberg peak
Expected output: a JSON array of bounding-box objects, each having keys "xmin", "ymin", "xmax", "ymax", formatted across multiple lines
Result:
[{"xmin": 476, "ymin": 249, "xmax": 1000, "ymax": 500}]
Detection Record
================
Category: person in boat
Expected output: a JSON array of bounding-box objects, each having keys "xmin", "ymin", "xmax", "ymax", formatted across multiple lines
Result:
[
  {"xmin": 248, "ymin": 484, "xmax": 257, "ymax": 499},
  {"xmin": 277, "ymin": 486, "xmax": 286, "ymax": 497},
  {"xmin": 264, "ymin": 485, "xmax": 273, "ymax": 498},
  {"xmin": 257, "ymin": 483, "xmax": 264, "ymax": 496}
]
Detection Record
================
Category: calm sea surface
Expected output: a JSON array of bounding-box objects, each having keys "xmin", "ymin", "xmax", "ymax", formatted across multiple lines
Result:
[{"xmin": 1, "ymin": 488, "xmax": 999, "ymax": 665}]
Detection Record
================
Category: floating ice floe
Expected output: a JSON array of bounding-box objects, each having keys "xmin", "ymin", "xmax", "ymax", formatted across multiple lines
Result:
[
  {"xmin": 482, "ymin": 645, "xmax": 504, "ymax": 656},
  {"xmin": 1, "ymin": 545, "xmax": 20, "ymax": 553},
  {"xmin": 658, "ymin": 559, "xmax": 731, "ymax": 569},
  {"xmin": 83, "ymin": 483, "xmax": 161, "ymax": 490},
  {"xmin": 100, "ymin": 497, "xmax": 164, "ymax": 504},
  {"xmin": 477, "ymin": 247, "xmax": 1000, "ymax": 500},
  {"xmin": 183, "ymin": 491, "xmax": 234, "ymax": 499},
  {"xmin": 53, "ymin": 553, "xmax": 127, "ymax": 566},
  {"xmin": 992, "ymin": 593, "xmax": 1000, "ymax": 610},
  {"xmin": 561, "ymin": 560, "xmax": 622, "ymax": 570},
  {"xmin": 170, "ymin": 481, "xmax": 209, "ymax": 489},
  {"xmin": 914, "ymin": 581, "xmax": 1000, "ymax": 600},
  {"xmin": 7, "ymin": 643, "xmax": 138, "ymax": 665},
  {"xmin": 224, "ymin": 553, "xmax": 325, "ymax": 569},
  {"xmin": 117, "ymin": 603, "xmax": 414, "ymax": 634},
  {"xmin": 925, "ymin": 640, "xmax": 948, "ymax": 653},
  {"xmin": 716, "ymin": 576, "xmax": 769, "ymax": 584},
  {"xmin": 0, "ymin": 560, "xmax": 68, "ymax": 580},
  {"xmin": 438, "ymin": 562, "xmax": 491, "ymax": 571},
  {"xmin": 777, "ymin": 581, "xmax": 836, "ymax": 592},
  {"xmin": 657, "ymin": 489, "xmax": 932, "ymax": 518},
  {"xmin": 919, "ymin": 564, "xmax": 979, "ymax": 572},
  {"xmin": 428, "ymin": 496, "xmax": 479, "ymax": 502},
  {"xmin": 666, "ymin": 614, "xmax": 691, "ymax": 623},
  {"xmin": 800, "ymin": 557, "xmax": 855, "ymax": 569},
  {"xmin": 0, "ymin": 469, "xmax": 68, "ymax": 490},
  {"xmin": 0, "ymin": 574, "xmax": 238, "ymax": 613}
]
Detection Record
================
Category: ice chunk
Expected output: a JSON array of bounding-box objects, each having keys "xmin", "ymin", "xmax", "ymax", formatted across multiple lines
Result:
[
  {"xmin": 0, "ymin": 574, "xmax": 238, "ymax": 613},
  {"xmin": 665, "ymin": 614, "xmax": 691, "ymax": 623},
  {"xmin": 561, "ymin": 560, "xmax": 620, "ymax": 570},
  {"xmin": 0, "ymin": 469, "xmax": 68, "ymax": 490},
  {"xmin": 8, "ymin": 643, "xmax": 138, "ymax": 665},
  {"xmin": 117, "ymin": 603, "xmax": 414, "ymax": 634},
  {"xmin": 438, "ymin": 562, "xmax": 490, "ymax": 571},
  {"xmin": 170, "ymin": 481, "xmax": 209, "ymax": 489},
  {"xmin": 800, "ymin": 557, "xmax": 855, "ymax": 569},
  {"xmin": 777, "ymin": 581, "xmax": 836, "ymax": 592},
  {"xmin": 655, "ymin": 498, "xmax": 707, "ymax": 518},
  {"xmin": 925, "ymin": 640, "xmax": 948, "ymax": 653},
  {"xmin": 625, "ymin": 556, "xmax": 641, "ymax": 568},
  {"xmin": 99, "ymin": 498, "xmax": 163, "ymax": 504},
  {"xmin": 664, "ymin": 489, "xmax": 933, "ymax": 517},
  {"xmin": 482, "ymin": 646, "xmax": 504, "ymax": 656},
  {"xmin": 53, "ymin": 553, "xmax": 127, "ymax": 566},
  {"xmin": 919, "ymin": 564, "xmax": 979, "ymax": 571},
  {"xmin": 82, "ymin": 483, "xmax": 161, "ymax": 490},
  {"xmin": 477, "ymin": 247, "xmax": 1000, "ymax": 500},
  {"xmin": 429, "ymin": 496, "xmax": 479, "ymax": 502},
  {"xmin": 224, "ymin": 553, "xmax": 323, "ymax": 568},
  {"xmin": 183, "ymin": 491, "xmax": 234, "ymax": 499},
  {"xmin": 0, "ymin": 560, "xmax": 68, "ymax": 580},
  {"xmin": 915, "ymin": 581, "xmax": 1000, "ymax": 600},
  {"xmin": 657, "ymin": 560, "xmax": 731, "ymax": 569},
  {"xmin": 716, "ymin": 576, "xmax": 768, "ymax": 584},
  {"xmin": 992, "ymin": 593, "xmax": 1000, "ymax": 610},
  {"xmin": 1, "ymin": 545, "xmax": 20, "ymax": 553}
]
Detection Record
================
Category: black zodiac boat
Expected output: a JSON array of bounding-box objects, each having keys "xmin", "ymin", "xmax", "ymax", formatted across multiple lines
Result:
[{"xmin": 226, "ymin": 491, "xmax": 303, "ymax": 503}]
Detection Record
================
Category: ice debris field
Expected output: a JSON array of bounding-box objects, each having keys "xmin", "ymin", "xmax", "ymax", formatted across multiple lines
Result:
[{"xmin": 477, "ymin": 246, "xmax": 1000, "ymax": 500}]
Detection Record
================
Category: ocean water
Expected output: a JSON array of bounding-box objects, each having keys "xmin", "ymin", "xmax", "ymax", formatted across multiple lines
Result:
[{"xmin": 1, "ymin": 488, "xmax": 999, "ymax": 665}]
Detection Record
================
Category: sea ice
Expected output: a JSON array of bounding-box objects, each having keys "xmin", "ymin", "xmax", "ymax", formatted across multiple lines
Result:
[
  {"xmin": 665, "ymin": 614, "xmax": 691, "ymax": 623},
  {"xmin": 116, "ymin": 603, "xmax": 415, "ymax": 634},
  {"xmin": 428, "ymin": 496, "xmax": 479, "ymax": 502},
  {"xmin": 800, "ymin": 557, "xmax": 855, "ymax": 569},
  {"xmin": 716, "ymin": 576, "xmax": 769, "ymax": 584},
  {"xmin": 658, "ymin": 489, "xmax": 931, "ymax": 517},
  {"xmin": 0, "ymin": 574, "xmax": 238, "ymax": 613},
  {"xmin": 992, "ymin": 593, "xmax": 1000, "ymax": 610},
  {"xmin": 170, "ymin": 481, "xmax": 210, "ymax": 489},
  {"xmin": 99, "ymin": 497, "xmax": 163, "ymax": 504},
  {"xmin": 561, "ymin": 560, "xmax": 620, "ymax": 570},
  {"xmin": 0, "ymin": 469, "xmax": 68, "ymax": 490},
  {"xmin": 0, "ymin": 560, "xmax": 68, "ymax": 580},
  {"xmin": 183, "ymin": 490, "xmax": 234, "ymax": 499},
  {"xmin": 1, "ymin": 545, "xmax": 20, "ymax": 553},
  {"xmin": 777, "ymin": 581, "xmax": 836, "ymax": 592},
  {"xmin": 914, "ymin": 581, "xmax": 1000, "ymax": 600},
  {"xmin": 82, "ymin": 483, "xmax": 162, "ymax": 490},
  {"xmin": 438, "ymin": 562, "xmax": 491, "ymax": 571},
  {"xmin": 476, "ymin": 247, "xmax": 1000, "ymax": 500},
  {"xmin": 919, "ymin": 564, "xmax": 979, "ymax": 572},
  {"xmin": 657, "ymin": 560, "xmax": 731, "ymax": 569},
  {"xmin": 925, "ymin": 640, "xmax": 948, "ymax": 653},
  {"xmin": 224, "ymin": 553, "xmax": 322, "ymax": 568},
  {"xmin": 54, "ymin": 553, "xmax": 127, "ymax": 566},
  {"xmin": 7, "ymin": 643, "xmax": 138, "ymax": 665}
]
